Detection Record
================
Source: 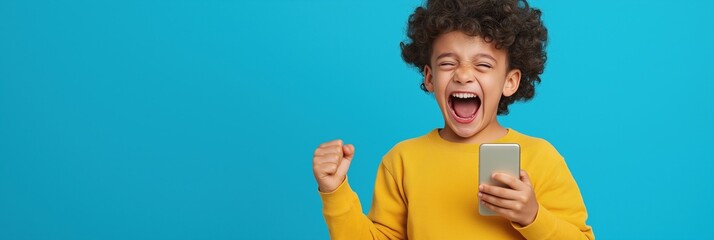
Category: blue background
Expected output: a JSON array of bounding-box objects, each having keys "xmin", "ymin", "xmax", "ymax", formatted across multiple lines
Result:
[{"xmin": 1, "ymin": 0, "xmax": 712, "ymax": 239}]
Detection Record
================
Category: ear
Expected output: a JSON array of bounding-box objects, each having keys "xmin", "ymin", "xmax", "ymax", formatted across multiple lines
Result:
[
  {"xmin": 423, "ymin": 65, "xmax": 435, "ymax": 92},
  {"xmin": 502, "ymin": 69, "xmax": 521, "ymax": 97}
]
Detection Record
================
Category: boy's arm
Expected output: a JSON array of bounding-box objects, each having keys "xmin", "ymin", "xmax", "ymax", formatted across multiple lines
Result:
[
  {"xmin": 513, "ymin": 156, "xmax": 595, "ymax": 240},
  {"xmin": 314, "ymin": 141, "xmax": 406, "ymax": 239},
  {"xmin": 319, "ymin": 161, "xmax": 407, "ymax": 240}
]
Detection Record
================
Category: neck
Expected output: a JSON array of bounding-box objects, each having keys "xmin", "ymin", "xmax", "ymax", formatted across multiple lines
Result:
[{"xmin": 438, "ymin": 120, "xmax": 508, "ymax": 144}]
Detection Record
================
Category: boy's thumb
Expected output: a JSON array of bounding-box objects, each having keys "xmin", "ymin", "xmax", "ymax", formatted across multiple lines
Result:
[
  {"xmin": 520, "ymin": 170, "xmax": 532, "ymax": 186},
  {"xmin": 342, "ymin": 144, "xmax": 355, "ymax": 161},
  {"xmin": 335, "ymin": 144, "xmax": 355, "ymax": 177}
]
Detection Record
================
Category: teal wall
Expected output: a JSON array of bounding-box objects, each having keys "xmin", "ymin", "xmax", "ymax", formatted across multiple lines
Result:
[{"xmin": 1, "ymin": 0, "xmax": 712, "ymax": 239}]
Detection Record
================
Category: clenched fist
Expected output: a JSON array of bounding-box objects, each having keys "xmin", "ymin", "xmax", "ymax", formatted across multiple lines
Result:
[{"xmin": 313, "ymin": 139, "xmax": 355, "ymax": 193}]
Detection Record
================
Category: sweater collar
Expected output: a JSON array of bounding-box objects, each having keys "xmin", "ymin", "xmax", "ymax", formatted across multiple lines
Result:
[{"xmin": 426, "ymin": 128, "xmax": 520, "ymax": 153}]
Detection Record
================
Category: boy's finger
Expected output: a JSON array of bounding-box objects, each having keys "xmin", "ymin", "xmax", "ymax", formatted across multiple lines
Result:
[
  {"xmin": 481, "ymin": 199, "xmax": 511, "ymax": 217},
  {"xmin": 316, "ymin": 161, "xmax": 339, "ymax": 176},
  {"xmin": 314, "ymin": 146, "xmax": 342, "ymax": 156},
  {"xmin": 319, "ymin": 139, "xmax": 343, "ymax": 148},
  {"xmin": 520, "ymin": 170, "xmax": 532, "ymax": 186},
  {"xmin": 479, "ymin": 184, "xmax": 520, "ymax": 200},
  {"xmin": 313, "ymin": 153, "xmax": 342, "ymax": 166},
  {"xmin": 479, "ymin": 192, "xmax": 519, "ymax": 210},
  {"xmin": 335, "ymin": 153, "xmax": 353, "ymax": 177},
  {"xmin": 492, "ymin": 173, "xmax": 527, "ymax": 191}
]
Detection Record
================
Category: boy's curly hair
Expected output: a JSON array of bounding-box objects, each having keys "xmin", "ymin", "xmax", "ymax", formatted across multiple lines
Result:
[{"xmin": 400, "ymin": 0, "xmax": 547, "ymax": 115}]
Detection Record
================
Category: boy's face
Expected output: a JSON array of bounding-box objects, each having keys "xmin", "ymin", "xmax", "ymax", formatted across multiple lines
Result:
[{"xmin": 423, "ymin": 31, "xmax": 521, "ymax": 139}]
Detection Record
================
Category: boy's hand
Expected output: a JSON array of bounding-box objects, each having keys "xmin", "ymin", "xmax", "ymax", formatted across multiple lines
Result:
[
  {"xmin": 312, "ymin": 139, "xmax": 355, "ymax": 193},
  {"xmin": 478, "ymin": 170, "xmax": 539, "ymax": 226}
]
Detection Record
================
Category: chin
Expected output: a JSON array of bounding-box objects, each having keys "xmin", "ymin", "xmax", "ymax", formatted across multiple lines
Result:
[{"xmin": 448, "ymin": 117, "xmax": 485, "ymax": 139}]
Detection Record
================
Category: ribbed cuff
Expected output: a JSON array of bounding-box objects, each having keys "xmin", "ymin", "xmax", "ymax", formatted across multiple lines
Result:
[
  {"xmin": 513, "ymin": 204, "xmax": 557, "ymax": 239},
  {"xmin": 318, "ymin": 177, "xmax": 356, "ymax": 216}
]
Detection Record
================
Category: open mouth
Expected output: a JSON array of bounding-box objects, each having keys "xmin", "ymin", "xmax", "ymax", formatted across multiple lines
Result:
[{"xmin": 447, "ymin": 92, "xmax": 482, "ymax": 124}]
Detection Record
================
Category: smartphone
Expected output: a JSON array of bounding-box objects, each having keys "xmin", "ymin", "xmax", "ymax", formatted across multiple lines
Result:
[{"xmin": 479, "ymin": 143, "xmax": 521, "ymax": 216}]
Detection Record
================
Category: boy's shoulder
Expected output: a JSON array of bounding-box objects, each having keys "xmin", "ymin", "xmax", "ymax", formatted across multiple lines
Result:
[
  {"xmin": 377, "ymin": 129, "xmax": 438, "ymax": 166},
  {"xmin": 507, "ymin": 129, "xmax": 565, "ymax": 160},
  {"xmin": 386, "ymin": 129, "xmax": 440, "ymax": 153},
  {"xmin": 509, "ymin": 129, "xmax": 559, "ymax": 152}
]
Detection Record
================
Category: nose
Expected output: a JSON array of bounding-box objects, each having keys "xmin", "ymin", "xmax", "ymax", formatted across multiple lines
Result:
[{"xmin": 453, "ymin": 64, "xmax": 475, "ymax": 84}]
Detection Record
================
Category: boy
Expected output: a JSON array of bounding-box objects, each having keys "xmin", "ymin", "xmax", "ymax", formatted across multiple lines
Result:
[{"xmin": 312, "ymin": 0, "xmax": 594, "ymax": 239}]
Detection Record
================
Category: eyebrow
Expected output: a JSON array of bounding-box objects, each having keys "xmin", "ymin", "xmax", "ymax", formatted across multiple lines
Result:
[{"xmin": 435, "ymin": 52, "xmax": 497, "ymax": 62}]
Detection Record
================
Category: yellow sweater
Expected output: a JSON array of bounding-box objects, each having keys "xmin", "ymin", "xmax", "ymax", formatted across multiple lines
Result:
[{"xmin": 319, "ymin": 129, "xmax": 594, "ymax": 239}]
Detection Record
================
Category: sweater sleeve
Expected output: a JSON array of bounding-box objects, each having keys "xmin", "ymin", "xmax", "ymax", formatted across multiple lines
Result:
[
  {"xmin": 318, "ymin": 161, "xmax": 407, "ymax": 240},
  {"xmin": 513, "ymin": 155, "xmax": 595, "ymax": 240}
]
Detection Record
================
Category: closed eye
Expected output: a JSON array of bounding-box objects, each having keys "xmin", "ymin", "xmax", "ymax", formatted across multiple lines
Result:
[{"xmin": 438, "ymin": 62, "xmax": 456, "ymax": 70}]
